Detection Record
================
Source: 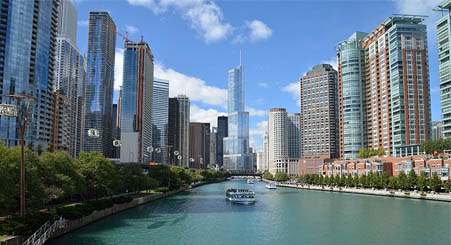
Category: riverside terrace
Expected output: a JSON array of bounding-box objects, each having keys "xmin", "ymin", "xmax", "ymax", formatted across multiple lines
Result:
[{"xmin": 318, "ymin": 155, "xmax": 451, "ymax": 180}]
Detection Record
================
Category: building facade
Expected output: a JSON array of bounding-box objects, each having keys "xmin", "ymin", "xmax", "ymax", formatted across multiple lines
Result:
[
  {"xmin": 54, "ymin": 0, "xmax": 86, "ymax": 157},
  {"xmin": 152, "ymin": 78, "xmax": 169, "ymax": 164},
  {"xmin": 436, "ymin": 1, "xmax": 451, "ymax": 138},
  {"xmin": 168, "ymin": 98, "xmax": 180, "ymax": 164},
  {"xmin": 223, "ymin": 61, "xmax": 252, "ymax": 170},
  {"xmin": 268, "ymin": 108, "xmax": 301, "ymax": 175},
  {"xmin": 216, "ymin": 116, "xmax": 228, "ymax": 167},
  {"xmin": 336, "ymin": 16, "xmax": 432, "ymax": 159},
  {"xmin": 210, "ymin": 127, "xmax": 217, "ymax": 167},
  {"xmin": 84, "ymin": 11, "xmax": 116, "ymax": 157},
  {"xmin": 177, "ymin": 95, "xmax": 190, "ymax": 167},
  {"xmin": 0, "ymin": 0, "xmax": 59, "ymax": 150},
  {"xmin": 189, "ymin": 122, "xmax": 210, "ymax": 169},
  {"xmin": 337, "ymin": 32, "xmax": 367, "ymax": 159},
  {"xmin": 432, "ymin": 121, "xmax": 443, "ymax": 140},
  {"xmin": 120, "ymin": 41, "xmax": 153, "ymax": 164}
]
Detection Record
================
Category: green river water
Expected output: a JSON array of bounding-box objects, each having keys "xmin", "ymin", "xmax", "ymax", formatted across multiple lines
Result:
[{"xmin": 49, "ymin": 179, "xmax": 451, "ymax": 245}]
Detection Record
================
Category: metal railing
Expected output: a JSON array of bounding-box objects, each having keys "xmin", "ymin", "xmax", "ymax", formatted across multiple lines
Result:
[{"xmin": 23, "ymin": 217, "xmax": 65, "ymax": 245}]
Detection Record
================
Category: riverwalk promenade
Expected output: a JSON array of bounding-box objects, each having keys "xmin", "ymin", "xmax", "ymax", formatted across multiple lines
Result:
[{"xmin": 278, "ymin": 183, "xmax": 451, "ymax": 202}]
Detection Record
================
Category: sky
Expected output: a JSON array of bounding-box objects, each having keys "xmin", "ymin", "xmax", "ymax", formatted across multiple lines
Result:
[{"xmin": 71, "ymin": 0, "xmax": 444, "ymax": 151}]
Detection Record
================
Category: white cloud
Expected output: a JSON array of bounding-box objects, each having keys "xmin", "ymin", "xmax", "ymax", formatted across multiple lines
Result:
[
  {"xmin": 281, "ymin": 81, "xmax": 300, "ymax": 107},
  {"xmin": 258, "ymin": 82, "xmax": 269, "ymax": 88},
  {"xmin": 78, "ymin": 20, "xmax": 89, "ymax": 27},
  {"xmin": 190, "ymin": 104, "xmax": 227, "ymax": 128},
  {"xmin": 394, "ymin": 0, "xmax": 441, "ymax": 15},
  {"xmin": 245, "ymin": 20, "xmax": 272, "ymax": 41},
  {"xmin": 250, "ymin": 120, "xmax": 267, "ymax": 150},
  {"xmin": 247, "ymin": 107, "xmax": 267, "ymax": 117},
  {"xmin": 154, "ymin": 62, "xmax": 227, "ymax": 107},
  {"xmin": 125, "ymin": 25, "xmax": 139, "ymax": 34},
  {"xmin": 127, "ymin": 0, "xmax": 233, "ymax": 42},
  {"xmin": 114, "ymin": 49, "xmax": 124, "ymax": 91},
  {"xmin": 321, "ymin": 57, "xmax": 338, "ymax": 70}
]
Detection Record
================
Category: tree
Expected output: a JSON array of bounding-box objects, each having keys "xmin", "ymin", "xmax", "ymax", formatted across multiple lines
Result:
[
  {"xmin": 417, "ymin": 171, "xmax": 428, "ymax": 191},
  {"xmin": 377, "ymin": 148, "xmax": 386, "ymax": 156},
  {"xmin": 263, "ymin": 170, "xmax": 273, "ymax": 180},
  {"xmin": 75, "ymin": 152, "xmax": 119, "ymax": 199},
  {"xmin": 381, "ymin": 172, "xmax": 390, "ymax": 188},
  {"xmin": 398, "ymin": 172, "xmax": 408, "ymax": 190},
  {"xmin": 407, "ymin": 169, "xmax": 418, "ymax": 190},
  {"xmin": 171, "ymin": 166, "xmax": 193, "ymax": 186},
  {"xmin": 388, "ymin": 176, "xmax": 399, "ymax": 190},
  {"xmin": 324, "ymin": 175, "xmax": 329, "ymax": 186},
  {"xmin": 359, "ymin": 149, "xmax": 368, "ymax": 158},
  {"xmin": 274, "ymin": 172, "xmax": 289, "ymax": 181},
  {"xmin": 430, "ymin": 172, "xmax": 443, "ymax": 192},
  {"xmin": 118, "ymin": 165, "xmax": 148, "ymax": 192},
  {"xmin": 345, "ymin": 173, "xmax": 352, "ymax": 187},
  {"xmin": 359, "ymin": 174, "xmax": 366, "ymax": 188}
]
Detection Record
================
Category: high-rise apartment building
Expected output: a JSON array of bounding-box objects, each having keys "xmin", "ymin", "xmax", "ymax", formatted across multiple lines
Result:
[
  {"xmin": 152, "ymin": 78, "xmax": 169, "ymax": 164},
  {"xmin": 177, "ymin": 95, "xmax": 190, "ymax": 166},
  {"xmin": 112, "ymin": 104, "xmax": 120, "ymax": 158},
  {"xmin": 223, "ymin": 59, "xmax": 252, "ymax": 171},
  {"xmin": 216, "ymin": 116, "xmax": 228, "ymax": 167},
  {"xmin": 0, "ymin": 0, "xmax": 59, "ymax": 150},
  {"xmin": 54, "ymin": 0, "xmax": 86, "ymax": 157},
  {"xmin": 268, "ymin": 108, "xmax": 301, "ymax": 175},
  {"xmin": 337, "ymin": 33, "xmax": 367, "ymax": 159},
  {"xmin": 432, "ymin": 121, "xmax": 444, "ymax": 140},
  {"xmin": 84, "ymin": 11, "xmax": 116, "ymax": 157},
  {"xmin": 337, "ymin": 16, "xmax": 432, "ymax": 158},
  {"xmin": 189, "ymin": 122, "xmax": 210, "ymax": 169},
  {"xmin": 120, "ymin": 41, "xmax": 154, "ymax": 163},
  {"xmin": 168, "ymin": 98, "xmax": 180, "ymax": 164},
  {"xmin": 435, "ymin": 1, "xmax": 451, "ymax": 138},
  {"xmin": 210, "ymin": 127, "xmax": 217, "ymax": 167}
]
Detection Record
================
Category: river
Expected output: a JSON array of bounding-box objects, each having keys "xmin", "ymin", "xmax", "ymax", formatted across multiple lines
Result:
[{"xmin": 49, "ymin": 179, "xmax": 451, "ymax": 245}]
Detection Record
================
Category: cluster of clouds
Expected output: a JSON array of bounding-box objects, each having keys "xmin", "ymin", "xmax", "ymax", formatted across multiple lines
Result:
[{"xmin": 126, "ymin": 0, "xmax": 272, "ymax": 43}]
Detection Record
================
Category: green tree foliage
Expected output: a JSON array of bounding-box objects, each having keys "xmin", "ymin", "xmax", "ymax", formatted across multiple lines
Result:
[
  {"xmin": 263, "ymin": 170, "xmax": 273, "ymax": 180},
  {"xmin": 358, "ymin": 148, "xmax": 386, "ymax": 158},
  {"xmin": 430, "ymin": 172, "xmax": 443, "ymax": 192},
  {"xmin": 398, "ymin": 172, "xmax": 408, "ymax": 190},
  {"xmin": 274, "ymin": 172, "xmax": 289, "ymax": 181},
  {"xmin": 407, "ymin": 169, "xmax": 417, "ymax": 190}
]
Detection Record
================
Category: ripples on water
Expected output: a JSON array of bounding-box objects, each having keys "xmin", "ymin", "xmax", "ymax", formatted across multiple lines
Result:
[{"xmin": 49, "ymin": 179, "xmax": 451, "ymax": 245}]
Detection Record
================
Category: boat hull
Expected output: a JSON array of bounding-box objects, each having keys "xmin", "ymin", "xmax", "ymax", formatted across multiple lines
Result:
[{"xmin": 227, "ymin": 197, "xmax": 255, "ymax": 204}]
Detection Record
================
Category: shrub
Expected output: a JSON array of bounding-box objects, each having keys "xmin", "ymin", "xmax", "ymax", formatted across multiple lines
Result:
[
  {"xmin": 112, "ymin": 196, "xmax": 133, "ymax": 204},
  {"xmin": 88, "ymin": 199, "xmax": 114, "ymax": 211},
  {"xmin": 404, "ymin": 192, "xmax": 410, "ymax": 195},
  {"xmin": 0, "ymin": 212, "xmax": 55, "ymax": 236},
  {"xmin": 155, "ymin": 187, "xmax": 170, "ymax": 193},
  {"xmin": 420, "ymin": 192, "xmax": 427, "ymax": 197},
  {"xmin": 56, "ymin": 203, "xmax": 94, "ymax": 220}
]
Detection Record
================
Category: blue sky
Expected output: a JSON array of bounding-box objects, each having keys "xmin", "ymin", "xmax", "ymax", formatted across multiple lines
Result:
[{"xmin": 72, "ymin": 0, "xmax": 443, "ymax": 151}]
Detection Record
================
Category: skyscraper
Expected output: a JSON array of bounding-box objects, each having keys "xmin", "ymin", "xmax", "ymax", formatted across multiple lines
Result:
[
  {"xmin": 152, "ymin": 78, "xmax": 169, "ymax": 164},
  {"xmin": 120, "ymin": 41, "xmax": 154, "ymax": 163},
  {"xmin": 189, "ymin": 122, "xmax": 210, "ymax": 169},
  {"xmin": 210, "ymin": 127, "xmax": 217, "ymax": 167},
  {"xmin": 268, "ymin": 108, "xmax": 301, "ymax": 175},
  {"xmin": 216, "ymin": 116, "xmax": 228, "ymax": 167},
  {"xmin": 300, "ymin": 64, "xmax": 338, "ymax": 159},
  {"xmin": 435, "ymin": 1, "xmax": 451, "ymax": 138},
  {"xmin": 177, "ymin": 95, "xmax": 190, "ymax": 166},
  {"xmin": 54, "ymin": 0, "xmax": 86, "ymax": 157},
  {"xmin": 223, "ymin": 57, "xmax": 252, "ymax": 171},
  {"xmin": 337, "ymin": 16, "xmax": 432, "ymax": 158},
  {"xmin": 84, "ymin": 12, "xmax": 116, "ymax": 157},
  {"xmin": 0, "ymin": 0, "xmax": 59, "ymax": 150},
  {"xmin": 168, "ymin": 98, "xmax": 180, "ymax": 164},
  {"xmin": 337, "ymin": 33, "xmax": 367, "ymax": 159},
  {"xmin": 432, "ymin": 121, "xmax": 443, "ymax": 140}
]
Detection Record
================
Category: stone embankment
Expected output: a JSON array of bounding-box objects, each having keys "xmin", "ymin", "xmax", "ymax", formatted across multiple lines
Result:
[{"xmin": 278, "ymin": 183, "xmax": 451, "ymax": 202}]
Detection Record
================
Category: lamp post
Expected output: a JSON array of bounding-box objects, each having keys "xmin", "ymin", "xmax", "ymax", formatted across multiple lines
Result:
[{"xmin": 1, "ymin": 94, "xmax": 37, "ymax": 217}]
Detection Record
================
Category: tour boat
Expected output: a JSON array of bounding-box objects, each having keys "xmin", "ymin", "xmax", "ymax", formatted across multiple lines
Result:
[
  {"xmin": 265, "ymin": 182, "xmax": 277, "ymax": 189},
  {"xmin": 247, "ymin": 179, "xmax": 254, "ymax": 184},
  {"xmin": 226, "ymin": 189, "xmax": 255, "ymax": 204}
]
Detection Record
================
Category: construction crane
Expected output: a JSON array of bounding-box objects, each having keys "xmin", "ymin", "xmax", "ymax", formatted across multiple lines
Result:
[{"xmin": 102, "ymin": 21, "xmax": 130, "ymax": 43}]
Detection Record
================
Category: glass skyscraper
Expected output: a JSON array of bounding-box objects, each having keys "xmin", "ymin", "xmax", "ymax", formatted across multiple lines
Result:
[
  {"xmin": 54, "ymin": 0, "xmax": 86, "ymax": 157},
  {"xmin": 84, "ymin": 12, "xmax": 116, "ymax": 157},
  {"xmin": 152, "ymin": 78, "xmax": 169, "ymax": 164},
  {"xmin": 223, "ymin": 60, "xmax": 252, "ymax": 171},
  {"xmin": 120, "ymin": 41, "xmax": 153, "ymax": 164},
  {"xmin": 177, "ymin": 95, "xmax": 190, "ymax": 167},
  {"xmin": 216, "ymin": 116, "xmax": 228, "ymax": 167},
  {"xmin": 0, "ymin": 0, "xmax": 59, "ymax": 149}
]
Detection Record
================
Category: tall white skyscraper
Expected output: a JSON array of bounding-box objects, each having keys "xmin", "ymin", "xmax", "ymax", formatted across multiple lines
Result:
[
  {"xmin": 268, "ymin": 108, "xmax": 301, "ymax": 176},
  {"xmin": 152, "ymin": 78, "xmax": 169, "ymax": 163}
]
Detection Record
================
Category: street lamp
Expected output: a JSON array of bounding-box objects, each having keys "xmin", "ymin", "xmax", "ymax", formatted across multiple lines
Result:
[{"xmin": 1, "ymin": 94, "xmax": 37, "ymax": 217}]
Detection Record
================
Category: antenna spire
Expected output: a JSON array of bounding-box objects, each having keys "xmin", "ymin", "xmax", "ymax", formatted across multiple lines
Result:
[{"xmin": 240, "ymin": 49, "xmax": 242, "ymax": 66}]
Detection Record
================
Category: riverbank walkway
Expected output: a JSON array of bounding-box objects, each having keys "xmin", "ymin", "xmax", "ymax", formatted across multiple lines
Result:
[{"xmin": 278, "ymin": 183, "xmax": 451, "ymax": 202}]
